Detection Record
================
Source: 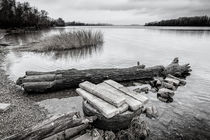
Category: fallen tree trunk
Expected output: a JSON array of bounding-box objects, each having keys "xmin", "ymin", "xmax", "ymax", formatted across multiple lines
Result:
[
  {"xmin": 16, "ymin": 58, "xmax": 191, "ymax": 93},
  {"xmin": 3, "ymin": 112, "xmax": 97, "ymax": 140}
]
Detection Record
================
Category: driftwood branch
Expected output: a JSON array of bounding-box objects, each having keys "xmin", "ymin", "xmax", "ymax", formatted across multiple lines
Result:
[
  {"xmin": 16, "ymin": 58, "xmax": 191, "ymax": 93},
  {"xmin": 3, "ymin": 112, "xmax": 97, "ymax": 140}
]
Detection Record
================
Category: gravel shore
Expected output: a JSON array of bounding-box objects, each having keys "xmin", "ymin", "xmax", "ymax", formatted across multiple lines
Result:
[{"xmin": 0, "ymin": 47, "xmax": 47, "ymax": 139}]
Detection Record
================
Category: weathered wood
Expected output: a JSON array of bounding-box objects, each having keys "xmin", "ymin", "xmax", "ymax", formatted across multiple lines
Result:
[
  {"xmin": 83, "ymin": 101, "xmax": 142, "ymax": 131},
  {"xmin": 164, "ymin": 77, "xmax": 180, "ymax": 86},
  {"xmin": 76, "ymin": 88, "xmax": 128, "ymax": 118},
  {"xmin": 98, "ymin": 82, "xmax": 143, "ymax": 111},
  {"xmin": 104, "ymin": 80, "xmax": 149, "ymax": 104},
  {"xmin": 16, "ymin": 58, "xmax": 191, "ymax": 93},
  {"xmin": 79, "ymin": 81, "xmax": 126, "ymax": 107},
  {"xmin": 167, "ymin": 74, "xmax": 186, "ymax": 85},
  {"xmin": 43, "ymin": 124, "xmax": 88, "ymax": 140},
  {"xmin": 3, "ymin": 112, "xmax": 96, "ymax": 140},
  {"xmin": 22, "ymin": 74, "xmax": 63, "ymax": 83},
  {"xmin": 165, "ymin": 57, "xmax": 191, "ymax": 77}
]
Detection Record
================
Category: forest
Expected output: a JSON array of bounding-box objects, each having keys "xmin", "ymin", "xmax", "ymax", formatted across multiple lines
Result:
[
  {"xmin": 65, "ymin": 21, "xmax": 112, "ymax": 26},
  {"xmin": 145, "ymin": 16, "xmax": 210, "ymax": 26},
  {"xmin": 0, "ymin": 0, "xmax": 65, "ymax": 29}
]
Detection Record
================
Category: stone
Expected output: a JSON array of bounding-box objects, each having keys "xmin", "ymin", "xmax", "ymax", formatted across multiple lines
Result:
[
  {"xmin": 161, "ymin": 82, "xmax": 176, "ymax": 91},
  {"xmin": 164, "ymin": 77, "xmax": 180, "ymax": 86},
  {"xmin": 158, "ymin": 88, "xmax": 175, "ymax": 98},
  {"xmin": 104, "ymin": 131, "xmax": 116, "ymax": 140},
  {"xmin": 128, "ymin": 84, "xmax": 151, "ymax": 94},
  {"xmin": 144, "ymin": 106, "xmax": 158, "ymax": 119},
  {"xmin": 75, "ymin": 129, "xmax": 103, "ymax": 140},
  {"xmin": 130, "ymin": 116, "xmax": 150, "ymax": 139},
  {"xmin": 150, "ymin": 88, "xmax": 157, "ymax": 93},
  {"xmin": 167, "ymin": 74, "xmax": 186, "ymax": 85},
  {"xmin": 0, "ymin": 103, "xmax": 10, "ymax": 112}
]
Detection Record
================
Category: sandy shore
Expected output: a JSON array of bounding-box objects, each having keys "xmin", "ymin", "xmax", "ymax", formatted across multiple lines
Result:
[{"xmin": 0, "ymin": 48, "xmax": 47, "ymax": 139}]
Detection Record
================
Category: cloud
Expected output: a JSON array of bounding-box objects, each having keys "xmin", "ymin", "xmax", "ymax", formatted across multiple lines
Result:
[{"xmin": 17, "ymin": 0, "xmax": 210, "ymax": 24}]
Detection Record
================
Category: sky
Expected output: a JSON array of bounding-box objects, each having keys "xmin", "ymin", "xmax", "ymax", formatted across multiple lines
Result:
[{"xmin": 18, "ymin": 0, "xmax": 210, "ymax": 25}]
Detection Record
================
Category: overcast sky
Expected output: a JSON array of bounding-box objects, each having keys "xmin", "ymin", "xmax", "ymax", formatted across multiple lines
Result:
[{"xmin": 18, "ymin": 0, "xmax": 210, "ymax": 25}]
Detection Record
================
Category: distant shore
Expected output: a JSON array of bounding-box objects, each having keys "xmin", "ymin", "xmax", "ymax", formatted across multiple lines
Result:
[{"xmin": 145, "ymin": 16, "xmax": 210, "ymax": 27}]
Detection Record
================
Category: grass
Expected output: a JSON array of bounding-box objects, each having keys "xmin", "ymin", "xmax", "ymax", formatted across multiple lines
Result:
[{"xmin": 20, "ymin": 30, "xmax": 104, "ymax": 52}]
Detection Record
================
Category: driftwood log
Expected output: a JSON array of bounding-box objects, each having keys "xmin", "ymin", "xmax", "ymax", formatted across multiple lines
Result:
[
  {"xmin": 16, "ymin": 57, "xmax": 191, "ymax": 93},
  {"xmin": 3, "ymin": 112, "xmax": 97, "ymax": 140}
]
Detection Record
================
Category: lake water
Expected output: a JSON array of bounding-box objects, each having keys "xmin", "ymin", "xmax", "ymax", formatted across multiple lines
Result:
[{"xmin": 1, "ymin": 26, "xmax": 210, "ymax": 139}]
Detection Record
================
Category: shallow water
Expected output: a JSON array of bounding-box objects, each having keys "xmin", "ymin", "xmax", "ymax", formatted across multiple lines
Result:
[{"xmin": 1, "ymin": 26, "xmax": 210, "ymax": 139}]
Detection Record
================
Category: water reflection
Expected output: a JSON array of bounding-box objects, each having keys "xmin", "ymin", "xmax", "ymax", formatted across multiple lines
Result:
[
  {"xmin": 0, "ymin": 28, "xmax": 65, "ymax": 46},
  {"xmin": 146, "ymin": 28, "xmax": 210, "ymax": 37},
  {"xmin": 41, "ymin": 45, "xmax": 103, "ymax": 60}
]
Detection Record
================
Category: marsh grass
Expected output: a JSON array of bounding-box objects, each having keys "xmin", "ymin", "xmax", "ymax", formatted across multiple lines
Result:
[{"xmin": 24, "ymin": 30, "xmax": 104, "ymax": 52}]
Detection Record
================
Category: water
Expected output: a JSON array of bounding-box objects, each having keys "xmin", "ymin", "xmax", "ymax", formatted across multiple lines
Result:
[{"xmin": 1, "ymin": 26, "xmax": 210, "ymax": 139}]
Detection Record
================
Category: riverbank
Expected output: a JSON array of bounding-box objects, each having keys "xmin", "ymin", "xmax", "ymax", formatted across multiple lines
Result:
[{"xmin": 0, "ymin": 47, "xmax": 47, "ymax": 139}]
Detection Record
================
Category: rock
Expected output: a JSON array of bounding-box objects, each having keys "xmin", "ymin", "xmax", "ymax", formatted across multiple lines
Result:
[
  {"xmin": 167, "ymin": 74, "xmax": 186, "ymax": 85},
  {"xmin": 130, "ymin": 116, "xmax": 150, "ymax": 139},
  {"xmin": 150, "ymin": 88, "xmax": 157, "ymax": 93},
  {"xmin": 158, "ymin": 96, "xmax": 168, "ymax": 102},
  {"xmin": 157, "ymin": 96, "xmax": 173, "ymax": 103},
  {"xmin": 116, "ymin": 130, "xmax": 133, "ymax": 140},
  {"xmin": 133, "ymin": 87, "xmax": 149, "ymax": 94},
  {"xmin": 158, "ymin": 88, "xmax": 175, "ymax": 98},
  {"xmin": 76, "ymin": 129, "xmax": 103, "ymax": 140},
  {"xmin": 144, "ymin": 106, "xmax": 158, "ymax": 119},
  {"xmin": 161, "ymin": 82, "xmax": 176, "ymax": 91},
  {"xmin": 129, "ymin": 84, "xmax": 151, "ymax": 94},
  {"xmin": 0, "ymin": 103, "xmax": 10, "ymax": 112},
  {"xmin": 104, "ymin": 131, "xmax": 115, "ymax": 140},
  {"xmin": 164, "ymin": 77, "xmax": 180, "ymax": 86}
]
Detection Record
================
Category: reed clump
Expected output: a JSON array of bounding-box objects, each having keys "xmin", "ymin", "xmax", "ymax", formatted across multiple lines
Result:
[
  {"xmin": 41, "ymin": 30, "xmax": 103, "ymax": 51},
  {"xmin": 17, "ymin": 30, "xmax": 104, "ymax": 52}
]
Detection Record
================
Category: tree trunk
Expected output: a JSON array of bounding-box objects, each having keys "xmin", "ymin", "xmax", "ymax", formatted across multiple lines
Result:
[
  {"xmin": 16, "ymin": 58, "xmax": 191, "ymax": 93},
  {"xmin": 3, "ymin": 112, "xmax": 97, "ymax": 140}
]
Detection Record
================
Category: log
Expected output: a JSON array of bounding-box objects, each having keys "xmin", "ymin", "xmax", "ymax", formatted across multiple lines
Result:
[
  {"xmin": 3, "ymin": 112, "xmax": 96, "ymax": 140},
  {"xmin": 165, "ymin": 57, "xmax": 191, "ymax": 77},
  {"xmin": 79, "ymin": 81, "xmax": 126, "ymax": 107},
  {"xmin": 76, "ymin": 88, "xmax": 128, "ymax": 118},
  {"xmin": 43, "ymin": 124, "xmax": 88, "ymax": 140},
  {"xmin": 16, "ymin": 58, "xmax": 191, "ymax": 93},
  {"xmin": 104, "ymin": 80, "xmax": 149, "ymax": 104},
  {"xmin": 97, "ymin": 82, "xmax": 143, "ymax": 111}
]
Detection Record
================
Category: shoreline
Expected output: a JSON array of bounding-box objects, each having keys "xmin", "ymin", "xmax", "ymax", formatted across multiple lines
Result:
[{"xmin": 0, "ymin": 47, "xmax": 48, "ymax": 139}]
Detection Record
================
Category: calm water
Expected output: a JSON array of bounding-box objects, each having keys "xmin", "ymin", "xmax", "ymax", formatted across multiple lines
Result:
[{"xmin": 1, "ymin": 26, "xmax": 210, "ymax": 139}]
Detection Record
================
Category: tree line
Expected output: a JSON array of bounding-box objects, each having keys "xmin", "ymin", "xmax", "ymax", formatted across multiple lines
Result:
[
  {"xmin": 65, "ymin": 21, "xmax": 112, "ymax": 26},
  {"xmin": 0, "ymin": 0, "xmax": 65, "ymax": 29},
  {"xmin": 145, "ymin": 16, "xmax": 210, "ymax": 26}
]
